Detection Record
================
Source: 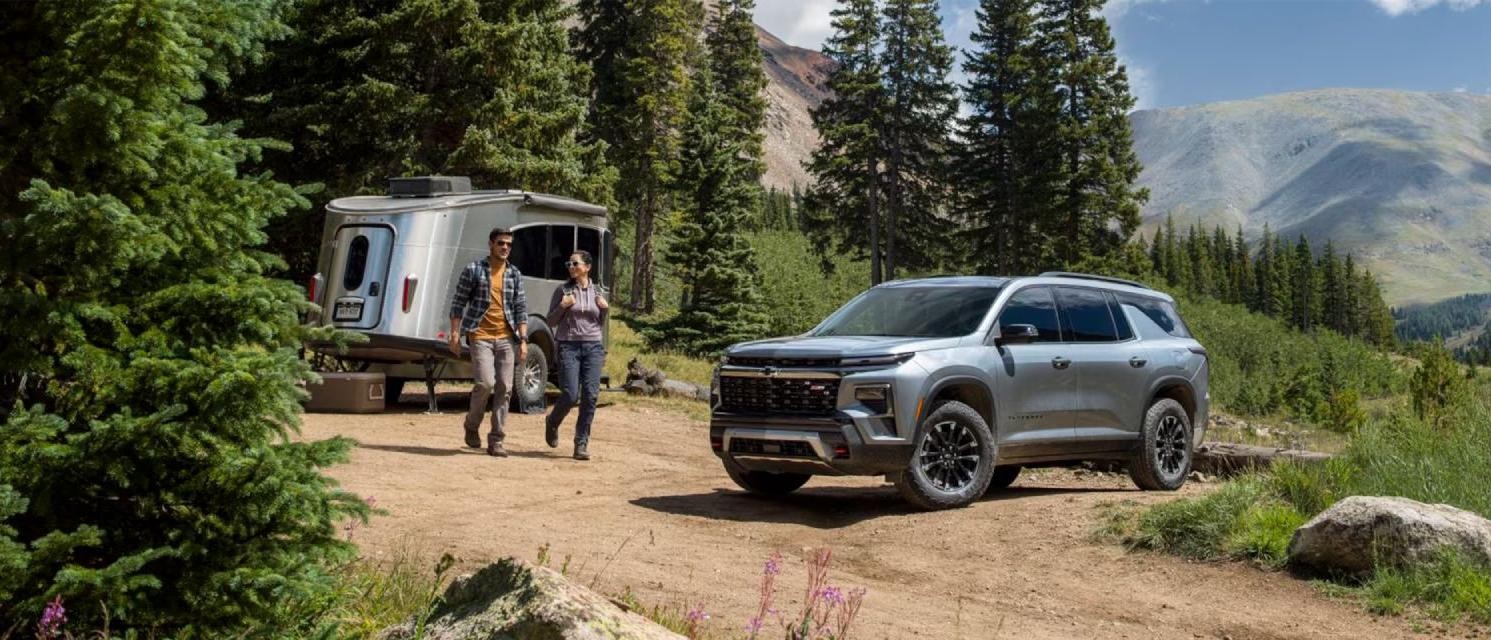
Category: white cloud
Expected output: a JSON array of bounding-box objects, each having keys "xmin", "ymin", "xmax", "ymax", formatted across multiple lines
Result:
[
  {"xmin": 1368, "ymin": 0, "xmax": 1487, "ymax": 16},
  {"xmin": 755, "ymin": 0, "xmax": 838, "ymax": 50},
  {"xmin": 1126, "ymin": 61, "xmax": 1160, "ymax": 110},
  {"xmin": 1102, "ymin": 0, "xmax": 1174, "ymax": 20}
]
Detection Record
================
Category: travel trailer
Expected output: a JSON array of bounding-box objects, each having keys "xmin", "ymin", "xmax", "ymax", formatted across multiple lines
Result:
[{"xmin": 305, "ymin": 176, "xmax": 613, "ymax": 412}]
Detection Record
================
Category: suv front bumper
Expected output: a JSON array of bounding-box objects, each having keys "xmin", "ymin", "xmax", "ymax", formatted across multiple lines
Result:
[{"xmin": 709, "ymin": 414, "xmax": 915, "ymax": 476}]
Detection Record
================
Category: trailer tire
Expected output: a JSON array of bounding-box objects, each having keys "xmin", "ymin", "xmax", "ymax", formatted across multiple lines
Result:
[{"xmin": 512, "ymin": 345, "xmax": 548, "ymax": 413}]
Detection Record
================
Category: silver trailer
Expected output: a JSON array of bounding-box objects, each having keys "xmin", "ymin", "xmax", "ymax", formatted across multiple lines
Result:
[{"xmin": 305, "ymin": 176, "xmax": 613, "ymax": 412}]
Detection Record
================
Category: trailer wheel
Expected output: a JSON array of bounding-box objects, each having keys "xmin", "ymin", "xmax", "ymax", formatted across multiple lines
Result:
[{"xmin": 512, "ymin": 345, "xmax": 548, "ymax": 413}]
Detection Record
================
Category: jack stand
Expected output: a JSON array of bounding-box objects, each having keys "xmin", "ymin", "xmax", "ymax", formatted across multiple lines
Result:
[{"xmin": 422, "ymin": 356, "xmax": 441, "ymax": 415}]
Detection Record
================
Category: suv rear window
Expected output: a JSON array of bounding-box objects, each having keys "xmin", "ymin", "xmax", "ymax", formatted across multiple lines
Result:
[{"xmin": 1118, "ymin": 293, "xmax": 1191, "ymax": 338}]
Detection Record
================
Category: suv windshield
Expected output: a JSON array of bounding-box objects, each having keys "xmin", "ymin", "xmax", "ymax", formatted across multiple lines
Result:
[{"xmin": 812, "ymin": 286, "xmax": 1001, "ymax": 338}]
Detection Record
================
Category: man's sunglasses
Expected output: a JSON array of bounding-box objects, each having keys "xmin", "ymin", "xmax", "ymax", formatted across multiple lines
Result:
[
  {"xmin": 493, "ymin": 240, "xmax": 512, "ymax": 247},
  {"xmin": 565, "ymin": 261, "xmax": 587, "ymax": 268}
]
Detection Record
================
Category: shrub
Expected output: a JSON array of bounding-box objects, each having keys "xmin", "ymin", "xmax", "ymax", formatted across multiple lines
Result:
[
  {"xmin": 1318, "ymin": 389, "xmax": 1367, "ymax": 434},
  {"xmin": 1409, "ymin": 343, "xmax": 1470, "ymax": 429}
]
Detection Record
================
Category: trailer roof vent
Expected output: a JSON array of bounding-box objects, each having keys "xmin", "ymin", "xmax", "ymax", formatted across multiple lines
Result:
[{"xmin": 388, "ymin": 176, "xmax": 473, "ymax": 198}]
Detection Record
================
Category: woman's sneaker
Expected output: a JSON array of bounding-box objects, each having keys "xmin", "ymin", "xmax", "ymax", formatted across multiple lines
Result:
[
  {"xmin": 573, "ymin": 442, "xmax": 590, "ymax": 460},
  {"xmin": 545, "ymin": 421, "xmax": 559, "ymax": 448}
]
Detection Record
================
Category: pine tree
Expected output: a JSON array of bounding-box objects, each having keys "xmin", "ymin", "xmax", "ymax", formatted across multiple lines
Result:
[
  {"xmin": 0, "ymin": 1, "xmax": 363, "ymax": 632},
  {"xmin": 707, "ymin": 0, "xmax": 769, "ymax": 176},
  {"xmin": 230, "ymin": 0, "xmax": 616, "ymax": 284},
  {"xmin": 1233, "ymin": 225, "xmax": 1253, "ymax": 308},
  {"xmin": 1036, "ymin": 0, "xmax": 1148, "ymax": 266},
  {"xmin": 577, "ymin": 0, "xmax": 701, "ymax": 312},
  {"xmin": 650, "ymin": 70, "xmax": 771, "ymax": 355},
  {"xmin": 805, "ymin": 0, "xmax": 886, "ymax": 282},
  {"xmin": 1291, "ymin": 235, "xmax": 1318, "ymax": 331},
  {"xmin": 1319, "ymin": 241, "xmax": 1345, "ymax": 333},
  {"xmin": 955, "ymin": 0, "xmax": 1060, "ymax": 275},
  {"xmin": 879, "ymin": 0, "xmax": 959, "ymax": 278}
]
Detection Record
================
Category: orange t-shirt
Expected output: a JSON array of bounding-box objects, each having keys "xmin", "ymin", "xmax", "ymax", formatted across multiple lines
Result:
[{"xmin": 471, "ymin": 263, "xmax": 514, "ymax": 341}]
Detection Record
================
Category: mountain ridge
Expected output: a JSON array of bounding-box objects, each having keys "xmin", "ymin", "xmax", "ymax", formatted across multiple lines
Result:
[{"xmin": 1131, "ymin": 88, "xmax": 1491, "ymax": 305}]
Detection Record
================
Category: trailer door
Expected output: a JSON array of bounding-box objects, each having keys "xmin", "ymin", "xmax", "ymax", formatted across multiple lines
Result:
[{"xmin": 328, "ymin": 225, "xmax": 394, "ymax": 330}]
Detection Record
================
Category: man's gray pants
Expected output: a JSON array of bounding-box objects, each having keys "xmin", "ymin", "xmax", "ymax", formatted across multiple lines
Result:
[{"xmin": 465, "ymin": 338, "xmax": 516, "ymax": 445}]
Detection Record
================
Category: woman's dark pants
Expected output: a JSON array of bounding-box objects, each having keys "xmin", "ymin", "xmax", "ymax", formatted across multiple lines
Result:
[{"xmin": 547, "ymin": 340, "xmax": 605, "ymax": 445}]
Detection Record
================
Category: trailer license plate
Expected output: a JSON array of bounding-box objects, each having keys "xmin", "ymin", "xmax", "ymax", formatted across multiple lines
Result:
[{"xmin": 334, "ymin": 300, "xmax": 363, "ymax": 321}]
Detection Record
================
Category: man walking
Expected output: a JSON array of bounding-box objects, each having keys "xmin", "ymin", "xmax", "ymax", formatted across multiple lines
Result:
[{"xmin": 449, "ymin": 228, "xmax": 528, "ymax": 457}]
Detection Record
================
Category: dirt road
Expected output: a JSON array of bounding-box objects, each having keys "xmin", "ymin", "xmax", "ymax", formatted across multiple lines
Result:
[{"xmin": 302, "ymin": 393, "xmax": 1419, "ymax": 639}]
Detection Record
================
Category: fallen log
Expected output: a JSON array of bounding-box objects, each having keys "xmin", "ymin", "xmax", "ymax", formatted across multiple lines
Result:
[{"xmin": 1194, "ymin": 442, "xmax": 1334, "ymax": 477}]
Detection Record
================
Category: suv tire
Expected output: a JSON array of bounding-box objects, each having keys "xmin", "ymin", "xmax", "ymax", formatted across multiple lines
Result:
[
  {"xmin": 724, "ymin": 459, "xmax": 811, "ymax": 496},
  {"xmin": 895, "ymin": 400, "xmax": 996, "ymax": 510},
  {"xmin": 1129, "ymin": 398, "xmax": 1193, "ymax": 491}
]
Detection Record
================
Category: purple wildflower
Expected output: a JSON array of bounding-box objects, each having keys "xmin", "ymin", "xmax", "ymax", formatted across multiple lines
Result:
[
  {"xmin": 763, "ymin": 552, "xmax": 781, "ymax": 577},
  {"xmin": 686, "ymin": 604, "xmax": 709, "ymax": 623},
  {"xmin": 745, "ymin": 616, "xmax": 764, "ymax": 634},
  {"xmin": 816, "ymin": 585, "xmax": 845, "ymax": 606},
  {"xmin": 36, "ymin": 596, "xmax": 66, "ymax": 639}
]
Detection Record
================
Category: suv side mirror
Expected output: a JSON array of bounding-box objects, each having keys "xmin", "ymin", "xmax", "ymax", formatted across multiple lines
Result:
[{"xmin": 996, "ymin": 324, "xmax": 1039, "ymax": 346}]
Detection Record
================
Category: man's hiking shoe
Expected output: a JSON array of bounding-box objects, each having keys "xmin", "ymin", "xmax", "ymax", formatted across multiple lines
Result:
[
  {"xmin": 573, "ymin": 443, "xmax": 590, "ymax": 461},
  {"xmin": 487, "ymin": 442, "xmax": 508, "ymax": 457},
  {"xmin": 464, "ymin": 429, "xmax": 481, "ymax": 449},
  {"xmin": 545, "ymin": 422, "xmax": 559, "ymax": 448}
]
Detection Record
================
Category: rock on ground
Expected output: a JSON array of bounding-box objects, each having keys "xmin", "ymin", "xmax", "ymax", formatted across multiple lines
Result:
[
  {"xmin": 1287, "ymin": 496, "xmax": 1491, "ymax": 576},
  {"xmin": 379, "ymin": 558, "xmax": 685, "ymax": 640}
]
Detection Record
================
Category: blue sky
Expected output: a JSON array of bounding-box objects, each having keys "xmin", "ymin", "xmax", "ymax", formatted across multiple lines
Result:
[{"xmin": 754, "ymin": 0, "xmax": 1491, "ymax": 109}]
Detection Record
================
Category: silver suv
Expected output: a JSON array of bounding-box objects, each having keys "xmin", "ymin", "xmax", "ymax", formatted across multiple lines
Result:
[{"xmin": 709, "ymin": 273, "xmax": 1210, "ymax": 510}]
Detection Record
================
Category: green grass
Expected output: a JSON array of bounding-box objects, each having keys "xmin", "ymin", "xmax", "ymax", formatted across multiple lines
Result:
[{"xmin": 304, "ymin": 547, "xmax": 452, "ymax": 639}]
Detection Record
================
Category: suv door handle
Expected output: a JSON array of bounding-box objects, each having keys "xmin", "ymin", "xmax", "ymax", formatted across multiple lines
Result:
[
  {"xmin": 1129, "ymin": 356, "xmax": 1148, "ymax": 368},
  {"xmin": 1051, "ymin": 356, "xmax": 1071, "ymax": 370}
]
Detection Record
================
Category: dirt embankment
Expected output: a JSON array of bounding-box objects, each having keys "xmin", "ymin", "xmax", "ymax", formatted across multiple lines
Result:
[{"xmin": 303, "ymin": 394, "xmax": 1421, "ymax": 639}]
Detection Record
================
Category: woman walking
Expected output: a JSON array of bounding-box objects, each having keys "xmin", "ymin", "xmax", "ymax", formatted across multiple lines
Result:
[{"xmin": 544, "ymin": 250, "xmax": 608, "ymax": 460}]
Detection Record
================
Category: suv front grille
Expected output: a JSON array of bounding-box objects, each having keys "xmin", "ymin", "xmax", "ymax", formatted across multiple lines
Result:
[
  {"xmin": 728, "ymin": 438, "xmax": 817, "ymax": 458},
  {"xmin": 719, "ymin": 377, "xmax": 839, "ymax": 416},
  {"xmin": 727, "ymin": 356, "xmax": 840, "ymax": 368}
]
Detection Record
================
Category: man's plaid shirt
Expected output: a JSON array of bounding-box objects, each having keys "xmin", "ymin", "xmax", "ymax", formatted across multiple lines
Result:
[{"xmin": 449, "ymin": 257, "xmax": 527, "ymax": 339}]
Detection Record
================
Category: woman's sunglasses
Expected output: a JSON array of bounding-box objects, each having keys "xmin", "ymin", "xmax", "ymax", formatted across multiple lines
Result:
[{"xmin": 565, "ymin": 261, "xmax": 587, "ymax": 268}]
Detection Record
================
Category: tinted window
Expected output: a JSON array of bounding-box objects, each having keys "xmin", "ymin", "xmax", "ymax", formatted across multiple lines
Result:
[
  {"xmin": 545, "ymin": 225, "xmax": 576, "ymax": 279},
  {"xmin": 511, "ymin": 226, "xmax": 548, "ymax": 276},
  {"xmin": 1107, "ymin": 292, "xmax": 1134, "ymax": 341},
  {"xmin": 1057, "ymin": 287, "xmax": 1119, "ymax": 342},
  {"xmin": 997, "ymin": 287, "xmax": 1061, "ymax": 342},
  {"xmin": 578, "ymin": 227, "xmax": 602, "ymax": 284},
  {"xmin": 1118, "ymin": 293, "xmax": 1191, "ymax": 338},
  {"xmin": 342, "ymin": 235, "xmax": 369, "ymax": 290},
  {"xmin": 813, "ymin": 287, "xmax": 1001, "ymax": 338}
]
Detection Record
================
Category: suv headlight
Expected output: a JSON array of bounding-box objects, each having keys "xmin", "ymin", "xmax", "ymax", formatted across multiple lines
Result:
[{"xmin": 854, "ymin": 384, "xmax": 893, "ymax": 415}]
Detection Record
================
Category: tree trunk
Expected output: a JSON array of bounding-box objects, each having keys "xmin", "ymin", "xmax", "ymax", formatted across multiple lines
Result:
[
  {"xmin": 867, "ymin": 157, "xmax": 882, "ymax": 285},
  {"xmin": 630, "ymin": 187, "xmax": 657, "ymax": 313}
]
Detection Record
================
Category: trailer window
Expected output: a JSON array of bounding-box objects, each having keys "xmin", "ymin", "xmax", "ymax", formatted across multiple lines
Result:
[
  {"xmin": 511, "ymin": 226, "xmax": 548, "ymax": 277},
  {"xmin": 342, "ymin": 235, "xmax": 370, "ymax": 291},
  {"xmin": 546, "ymin": 225, "xmax": 575, "ymax": 279},
  {"xmin": 578, "ymin": 227, "xmax": 602, "ymax": 283}
]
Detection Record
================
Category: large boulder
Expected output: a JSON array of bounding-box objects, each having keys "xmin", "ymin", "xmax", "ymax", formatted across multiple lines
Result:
[
  {"xmin": 1287, "ymin": 496, "xmax": 1491, "ymax": 576},
  {"xmin": 379, "ymin": 558, "xmax": 685, "ymax": 640}
]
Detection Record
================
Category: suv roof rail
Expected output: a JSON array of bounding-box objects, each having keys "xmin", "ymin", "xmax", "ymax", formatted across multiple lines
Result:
[{"xmin": 1038, "ymin": 271, "xmax": 1152, "ymax": 290}]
